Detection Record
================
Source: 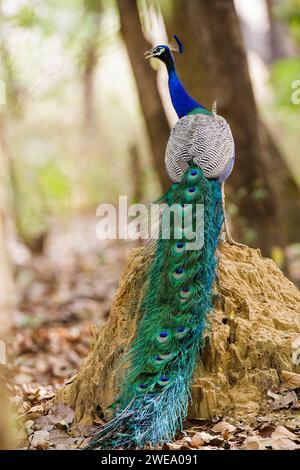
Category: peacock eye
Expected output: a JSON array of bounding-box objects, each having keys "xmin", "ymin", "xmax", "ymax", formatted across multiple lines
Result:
[
  {"xmin": 180, "ymin": 286, "xmax": 192, "ymax": 299},
  {"xmin": 155, "ymin": 331, "xmax": 170, "ymax": 344},
  {"xmin": 185, "ymin": 186, "xmax": 198, "ymax": 200},
  {"xmin": 173, "ymin": 241, "xmax": 186, "ymax": 255},
  {"xmin": 175, "ymin": 326, "xmax": 189, "ymax": 338},
  {"xmin": 172, "ymin": 266, "xmax": 185, "ymax": 280},
  {"xmin": 136, "ymin": 383, "xmax": 148, "ymax": 393},
  {"xmin": 157, "ymin": 375, "xmax": 170, "ymax": 386}
]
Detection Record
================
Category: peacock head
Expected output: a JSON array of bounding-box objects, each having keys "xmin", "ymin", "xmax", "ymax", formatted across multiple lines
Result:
[{"xmin": 144, "ymin": 35, "xmax": 183, "ymax": 68}]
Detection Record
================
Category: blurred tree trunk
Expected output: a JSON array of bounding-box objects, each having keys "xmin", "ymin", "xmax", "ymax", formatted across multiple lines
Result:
[
  {"xmin": 0, "ymin": 123, "xmax": 14, "ymax": 336},
  {"xmin": 129, "ymin": 145, "xmax": 143, "ymax": 203},
  {"xmin": 83, "ymin": 39, "xmax": 98, "ymax": 132},
  {"xmin": 117, "ymin": 0, "xmax": 170, "ymax": 192},
  {"xmin": 0, "ymin": 116, "xmax": 14, "ymax": 450},
  {"xmin": 266, "ymin": 0, "xmax": 295, "ymax": 61},
  {"xmin": 82, "ymin": 1, "xmax": 102, "ymax": 133},
  {"xmin": 164, "ymin": 0, "xmax": 300, "ymax": 255}
]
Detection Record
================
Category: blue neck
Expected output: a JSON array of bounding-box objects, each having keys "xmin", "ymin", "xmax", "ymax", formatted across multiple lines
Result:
[{"xmin": 167, "ymin": 64, "xmax": 205, "ymax": 119}]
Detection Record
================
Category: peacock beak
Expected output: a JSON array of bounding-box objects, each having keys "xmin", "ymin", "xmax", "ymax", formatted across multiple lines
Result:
[{"xmin": 144, "ymin": 49, "xmax": 154, "ymax": 59}]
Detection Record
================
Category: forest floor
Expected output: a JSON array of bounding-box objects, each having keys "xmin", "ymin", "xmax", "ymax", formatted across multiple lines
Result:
[{"xmin": 9, "ymin": 215, "xmax": 300, "ymax": 451}]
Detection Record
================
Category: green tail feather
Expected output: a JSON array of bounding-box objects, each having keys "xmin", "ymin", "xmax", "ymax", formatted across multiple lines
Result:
[{"xmin": 87, "ymin": 166, "xmax": 223, "ymax": 449}]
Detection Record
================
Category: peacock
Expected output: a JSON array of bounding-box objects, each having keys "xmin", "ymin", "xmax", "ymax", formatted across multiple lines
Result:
[{"xmin": 87, "ymin": 35, "xmax": 235, "ymax": 449}]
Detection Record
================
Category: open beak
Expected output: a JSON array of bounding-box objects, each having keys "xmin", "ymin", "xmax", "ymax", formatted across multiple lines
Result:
[{"xmin": 144, "ymin": 49, "xmax": 154, "ymax": 59}]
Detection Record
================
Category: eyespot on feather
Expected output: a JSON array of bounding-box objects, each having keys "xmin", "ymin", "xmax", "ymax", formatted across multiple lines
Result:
[
  {"xmin": 135, "ymin": 382, "xmax": 154, "ymax": 393},
  {"xmin": 172, "ymin": 266, "xmax": 185, "ymax": 280},
  {"xmin": 155, "ymin": 330, "xmax": 170, "ymax": 344},
  {"xmin": 175, "ymin": 326, "xmax": 189, "ymax": 338},
  {"xmin": 173, "ymin": 241, "xmax": 186, "ymax": 255},
  {"xmin": 157, "ymin": 375, "xmax": 171, "ymax": 386},
  {"xmin": 179, "ymin": 286, "xmax": 192, "ymax": 299},
  {"xmin": 187, "ymin": 168, "xmax": 200, "ymax": 183},
  {"xmin": 185, "ymin": 186, "xmax": 198, "ymax": 201}
]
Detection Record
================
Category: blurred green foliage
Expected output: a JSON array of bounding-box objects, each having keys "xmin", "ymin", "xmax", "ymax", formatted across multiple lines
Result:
[
  {"xmin": 13, "ymin": 159, "xmax": 71, "ymax": 241},
  {"xmin": 275, "ymin": 0, "xmax": 300, "ymax": 44}
]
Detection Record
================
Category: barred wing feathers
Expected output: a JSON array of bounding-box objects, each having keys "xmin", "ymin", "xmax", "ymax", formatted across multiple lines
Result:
[{"xmin": 165, "ymin": 113, "xmax": 235, "ymax": 182}]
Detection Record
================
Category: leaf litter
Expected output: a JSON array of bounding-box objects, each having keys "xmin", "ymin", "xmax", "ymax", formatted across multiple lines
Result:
[{"xmin": 8, "ymin": 216, "xmax": 300, "ymax": 450}]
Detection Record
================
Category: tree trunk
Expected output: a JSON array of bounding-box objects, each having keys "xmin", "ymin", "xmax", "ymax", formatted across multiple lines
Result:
[
  {"xmin": 163, "ymin": 0, "xmax": 300, "ymax": 255},
  {"xmin": 0, "ymin": 118, "xmax": 14, "ymax": 339},
  {"xmin": 82, "ymin": 3, "xmax": 102, "ymax": 134},
  {"xmin": 266, "ymin": 0, "xmax": 295, "ymax": 61},
  {"xmin": 117, "ymin": 0, "xmax": 171, "ymax": 192},
  {"xmin": 0, "ymin": 116, "xmax": 14, "ymax": 450},
  {"xmin": 83, "ymin": 41, "xmax": 98, "ymax": 133},
  {"xmin": 129, "ymin": 144, "xmax": 143, "ymax": 204},
  {"xmin": 56, "ymin": 242, "xmax": 300, "ymax": 424}
]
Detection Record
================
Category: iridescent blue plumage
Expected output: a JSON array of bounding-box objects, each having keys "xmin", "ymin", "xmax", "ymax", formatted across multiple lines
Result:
[
  {"xmin": 162, "ymin": 45, "xmax": 207, "ymax": 118},
  {"xmin": 168, "ymin": 66, "xmax": 206, "ymax": 118}
]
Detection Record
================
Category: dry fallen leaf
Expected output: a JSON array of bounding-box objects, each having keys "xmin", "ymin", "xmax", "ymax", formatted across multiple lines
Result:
[
  {"xmin": 22, "ymin": 402, "xmax": 48, "ymax": 420},
  {"xmin": 194, "ymin": 431, "xmax": 214, "ymax": 443},
  {"xmin": 162, "ymin": 442, "xmax": 183, "ymax": 450},
  {"xmin": 197, "ymin": 446, "xmax": 225, "ymax": 451},
  {"xmin": 92, "ymin": 415, "xmax": 105, "ymax": 425},
  {"xmin": 271, "ymin": 426, "xmax": 298, "ymax": 440},
  {"xmin": 47, "ymin": 404, "xmax": 74, "ymax": 426},
  {"xmin": 281, "ymin": 371, "xmax": 300, "ymax": 390},
  {"xmin": 211, "ymin": 421, "xmax": 236, "ymax": 434},
  {"xmin": 190, "ymin": 433, "xmax": 205, "ymax": 448},
  {"xmin": 271, "ymin": 438, "xmax": 300, "ymax": 451},
  {"xmin": 267, "ymin": 389, "xmax": 298, "ymax": 410},
  {"xmin": 33, "ymin": 414, "xmax": 56, "ymax": 431},
  {"xmin": 243, "ymin": 438, "xmax": 260, "ymax": 450},
  {"xmin": 71, "ymin": 424, "xmax": 99, "ymax": 437},
  {"xmin": 243, "ymin": 437, "xmax": 275, "ymax": 450},
  {"xmin": 48, "ymin": 429, "xmax": 77, "ymax": 447},
  {"xmin": 258, "ymin": 425, "xmax": 276, "ymax": 438},
  {"xmin": 24, "ymin": 420, "xmax": 34, "ymax": 436},
  {"xmin": 30, "ymin": 430, "xmax": 50, "ymax": 449},
  {"xmin": 209, "ymin": 437, "xmax": 224, "ymax": 447}
]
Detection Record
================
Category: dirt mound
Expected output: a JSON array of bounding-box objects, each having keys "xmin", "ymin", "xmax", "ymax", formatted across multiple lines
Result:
[{"xmin": 57, "ymin": 242, "xmax": 300, "ymax": 424}]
